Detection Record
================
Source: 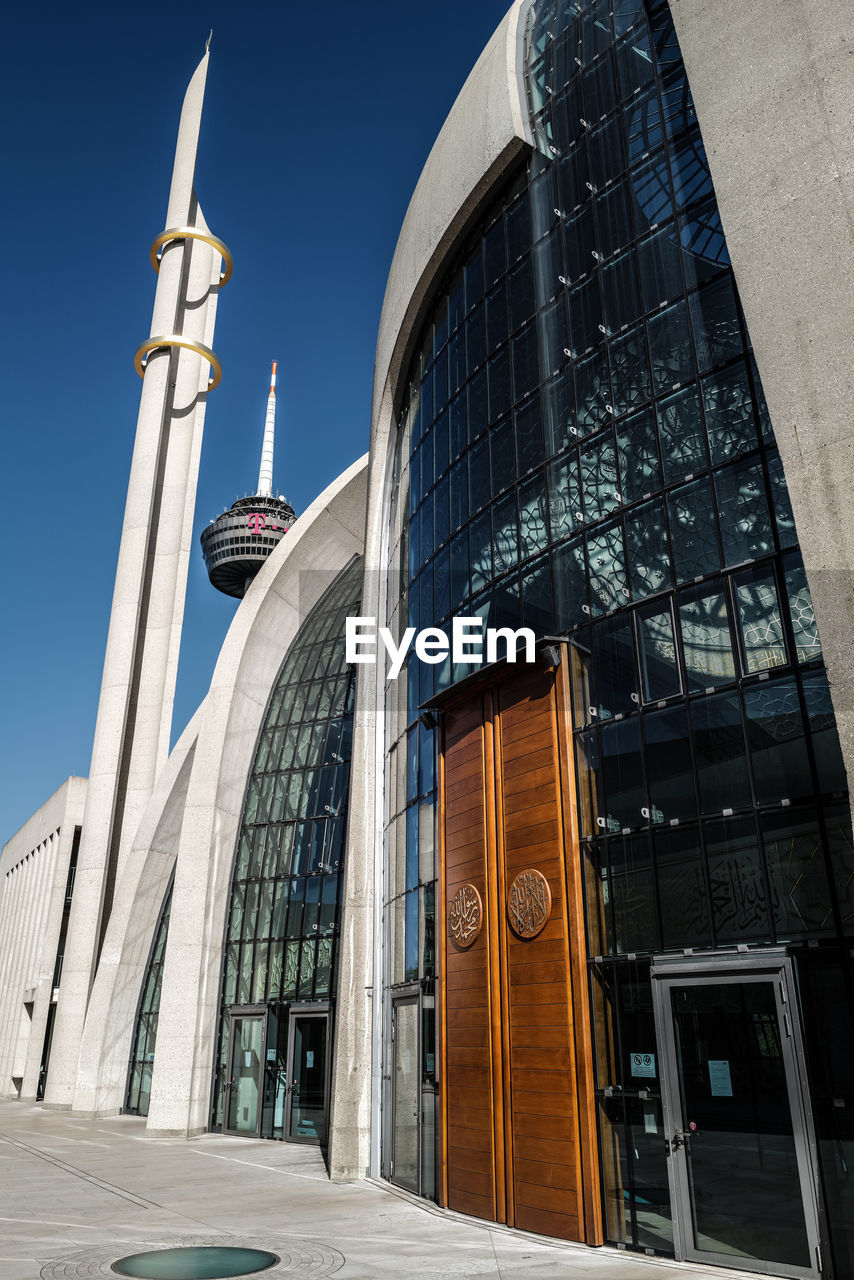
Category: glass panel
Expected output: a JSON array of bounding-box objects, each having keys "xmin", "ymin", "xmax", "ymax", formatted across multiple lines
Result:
[
  {"xmin": 678, "ymin": 583, "xmax": 735, "ymax": 691},
  {"xmin": 288, "ymin": 1016, "xmax": 327, "ymax": 1143},
  {"xmin": 581, "ymin": 431, "xmax": 621, "ymax": 521},
  {"xmin": 656, "ymin": 384, "xmax": 707, "ymax": 483},
  {"xmin": 689, "ymin": 275, "xmax": 742, "ymax": 372},
  {"xmin": 767, "ymin": 450, "xmax": 797, "ymax": 549},
  {"xmin": 715, "ymin": 460, "xmax": 773, "ymax": 567},
  {"xmin": 603, "ymin": 250, "xmax": 642, "ymax": 333},
  {"xmin": 802, "ymin": 669, "xmax": 847, "ymax": 796},
  {"xmin": 601, "ymin": 718, "xmax": 644, "ymax": 832},
  {"xmin": 734, "ymin": 564, "xmax": 786, "ymax": 673},
  {"xmin": 616, "ymin": 408, "xmax": 661, "ymax": 502},
  {"xmin": 553, "ymin": 539, "xmax": 588, "ymax": 629},
  {"xmin": 702, "ymin": 363, "xmax": 757, "ymax": 464},
  {"xmin": 624, "ymin": 498, "xmax": 670, "ymax": 598},
  {"xmin": 669, "ymin": 981, "xmax": 811, "ymax": 1267},
  {"xmin": 668, "ymin": 477, "xmax": 720, "ymax": 582},
  {"xmin": 647, "ymin": 300, "xmax": 694, "ymax": 393},
  {"xmin": 637, "ymin": 223, "xmax": 682, "ymax": 310},
  {"xmin": 704, "ymin": 815, "xmax": 770, "ymax": 943},
  {"xmin": 227, "ymin": 1017, "xmax": 263, "ymax": 1134},
  {"xmin": 610, "ymin": 835, "xmax": 657, "ymax": 953},
  {"xmin": 743, "ymin": 677, "xmax": 811, "ymax": 805},
  {"xmin": 783, "ymin": 553, "xmax": 821, "ymax": 664},
  {"xmin": 690, "ymin": 691, "xmax": 751, "ymax": 812},
  {"xmin": 547, "ymin": 452, "xmax": 582, "ymax": 542},
  {"xmin": 392, "ymin": 999, "xmax": 419, "ymax": 1192},
  {"xmin": 587, "ymin": 520, "xmax": 628, "ymax": 615},
  {"xmin": 637, "ymin": 601, "xmax": 680, "ymax": 701},
  {"xmin": 644, "ymin": 706, "xmax": 696, "ymax": 823},
  {"xmin": 574, "ymin": 351, "xmax": 611, "ymax": 436},
  {"xmin": 654, "ymin": 826, "xmax": 711, "ymax": 948},
  {"xmin": 762, "ymin": 807, "xmax": 835, "ymax": 940},
  {"xmin": 594, "ymin": 615, "xmax": 637, "ymax": 719},
  {"xmin": 609, "ymin": 326, "xmax": 651, "ymax": 418}
]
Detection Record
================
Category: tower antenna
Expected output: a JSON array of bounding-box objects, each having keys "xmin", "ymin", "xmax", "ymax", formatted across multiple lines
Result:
[
  {"xmin": 257, "ymin": 360, "xmax": 277, "ymax": 498},
  {"xmin": 200, "ymin": 360, "xmax": 296, "ymax": 597}
]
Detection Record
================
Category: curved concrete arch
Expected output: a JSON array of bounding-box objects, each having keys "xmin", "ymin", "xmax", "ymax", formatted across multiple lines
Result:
[
  {"xmin": 145, "ymin": 454, "xmax": 368, "ymax": 1135},
  {"xmin": 71, "ymin": 708, "xmax": 203, "ymax": 1116},
  {"xmin": 331, "ymin": 1, "xmax": 533, "ymax": 1181}
]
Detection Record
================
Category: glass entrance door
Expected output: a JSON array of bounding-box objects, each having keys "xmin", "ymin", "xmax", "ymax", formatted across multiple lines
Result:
[
  {"xmin": 286, "ymin": 1011, "xmax": 328, "ymax": 1143},
  {"xmin": 652, "ymin": 955, "xmax": 822, "ymax": 1278},
  {"xmin": 391, "ymin": 995, "xmax": 419, "ymax": 1192},
  {"xmin": 225, "ymin": 1012, "xmax": 265, "ymax": 1136}
]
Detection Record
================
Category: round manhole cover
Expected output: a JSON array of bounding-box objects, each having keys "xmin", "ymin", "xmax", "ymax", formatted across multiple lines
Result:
[
  {"xmin": 112, "ymin": 1245, "xmax": 279, "ymax": 1278},
  {"xmin": 40, "ymin": 1236, "xmax": 345, "ymax": 1280}
]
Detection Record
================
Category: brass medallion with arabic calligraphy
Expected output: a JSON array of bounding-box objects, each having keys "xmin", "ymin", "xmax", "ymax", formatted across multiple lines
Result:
[
  {"xmin": 507, "ymin": 869, "xmax": 552, "ymax": 939},
  {"xmin": 449, "ymin": 884, "xmax": 483, "ymax": 948}
]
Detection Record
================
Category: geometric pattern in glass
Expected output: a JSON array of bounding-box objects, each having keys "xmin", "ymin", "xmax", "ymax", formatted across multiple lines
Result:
[{"xmin": 210, "ymin": 556, "xmax": 362, "ymax": 1127}]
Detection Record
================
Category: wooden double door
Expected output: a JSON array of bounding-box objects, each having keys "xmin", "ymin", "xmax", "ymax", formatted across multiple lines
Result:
[{"xmin": 439, "ymin": 660, "xmax": 601, "ymax": 1243}]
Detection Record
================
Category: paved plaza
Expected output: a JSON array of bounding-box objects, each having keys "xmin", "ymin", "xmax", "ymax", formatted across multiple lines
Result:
[{"xmin": 0, "ymin": 1100, "xmax": 742, "ymax": 1280}]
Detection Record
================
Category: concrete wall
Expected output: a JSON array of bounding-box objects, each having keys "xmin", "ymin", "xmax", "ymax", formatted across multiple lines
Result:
[
  {"xmin": 331, "ymin": 0, "xmax": 533, "ymax": 1182},
  {"xmin": 0, "ymin": 777, "xmax": 87, "ymax": 1100},
  {"xmin": 670, "ymin": 0, "xmax": 854, "ymax": 796},
  {"xmin": 71, "ymin": 713, "xmax": 201, "ymax": 1117}
]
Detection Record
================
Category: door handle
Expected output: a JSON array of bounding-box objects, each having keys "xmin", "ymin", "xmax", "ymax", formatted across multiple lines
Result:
[{"xmin": 666, "ymin": 1128, "xmax": 686, "ymax": 1155}]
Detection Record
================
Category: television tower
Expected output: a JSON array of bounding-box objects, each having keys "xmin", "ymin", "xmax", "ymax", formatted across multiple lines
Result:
[
  {"xmin": 45, "ymin": 48, "xmax": 230, "ymax": 1106},
  {"xmin": 200, "ymin": 361, "xmax": 296, "ymax": 597}
]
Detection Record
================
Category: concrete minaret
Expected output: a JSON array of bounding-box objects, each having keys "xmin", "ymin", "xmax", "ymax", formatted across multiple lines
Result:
[{"xmin": 45, "ymin": 49, "xmax": 231, "ymax": 1107}]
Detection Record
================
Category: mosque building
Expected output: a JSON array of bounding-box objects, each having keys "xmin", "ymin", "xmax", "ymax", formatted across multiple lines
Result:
[{"xmin": 2, "ymin": 4, "xmax": 853, "ymax": 1278}]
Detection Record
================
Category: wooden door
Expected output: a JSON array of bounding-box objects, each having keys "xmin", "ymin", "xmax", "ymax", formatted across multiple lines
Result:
[{"xmin": 439, "ymin": 658, "xmax": 601, "ymax": 1243}]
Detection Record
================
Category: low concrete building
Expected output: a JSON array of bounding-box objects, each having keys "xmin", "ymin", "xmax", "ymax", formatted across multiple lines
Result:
[{"xmin": 0, "ymin": 776, "xmax": 86, "ymax": 1102}]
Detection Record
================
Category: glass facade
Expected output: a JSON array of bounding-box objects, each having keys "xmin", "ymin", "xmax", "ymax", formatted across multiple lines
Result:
[
  {"xmin": 210, "ymin": 557, "xmax": 362, "ymax": 1132},
  {"xmin": 382, "ymin": 0, "xmax": 853, "ymax": 1267},
  {"xmin": 126, "ymin": 881, "xmax": 172, "ymax": 1116}
]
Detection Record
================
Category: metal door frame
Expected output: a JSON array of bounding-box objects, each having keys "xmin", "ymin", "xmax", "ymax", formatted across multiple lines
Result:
[
  {"xmin": 285, "ymin": 1002, "xmax": 330, "ymax": 1144},
  {"xmin": 390, "ymin": 988, "xmax": 421, "ymax": 1192},
  {"xmin": 223, "ymin": 1004, "xmax": 269, "ymax": 1138},
  {"xmin": 651, "ymin": 950, "xmax": 823, "ymax": 1279}
]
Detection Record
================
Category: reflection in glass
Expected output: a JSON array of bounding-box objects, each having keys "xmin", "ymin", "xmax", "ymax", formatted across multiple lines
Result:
[
  {"xmin": 783, "ymin": 553, "xmax": 821, "ymax": 663},
  {"xmin": 734, "ymin": 564, "xmax": 785, "ymax": 673},
  {"xmin": 704, "ymin": 815, "xmax": 769, "ymax": 943},
  {"xmin": 625, "ymin": 499, "xmax": 670, "ymax": 598},
  {"xmin": 655, "ymin": 826, "xmax": 711, "ymax": 948},
  {"xmin": 762, "ymin": 807, "xmax": 834, "ymax": 940},
  {"xmin": 594, "ymin": 616, "xmax": 637, "ymax": 720},
  {"xmin": 690, "ymin": 691, "xmax": 751, "ymax": 812},
  {"xmin": 616, "ymin": 408, "xmax": 660, "ymax": 502},
  {"xmin": 588, "ymin": 521, "xmax": 628, "ymax": 615},
  {"xmin": 701, "ymin": 362, "xmax": 756, "ymax": 464},
  {"xmin": 644, "ymin": 706, "xmax": 696, "ymax": 823},
  {"xmin": 669, "ymin": 981, "xmax": 811, "ymax": 1267},
  {"xmin": 743, "ymin": 678, "xmax": 811, "ymax": 805},
  {"xmin": 601, "ymin": 718, "xmax": 644, "ymax": 832},
  {"xmin": 678, "ymin": 583, "xmax": 734, "ymax": 690},
  {"xmin": 637, "ymin": 602, "xmax": 680, "ymax": 701},
  {"xmin": 802, "ymin": 670, "xmax": 847, "ymax": 796},
  {"xmin": 668, "ymin": 477, "xmax": 720, "ymax": 582},
  {"xmin": 715, "ymin": 460, "xmax": 773, "ymax": 566}
]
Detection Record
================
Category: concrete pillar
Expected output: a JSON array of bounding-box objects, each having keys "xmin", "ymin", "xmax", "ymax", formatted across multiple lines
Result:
[{"xmin": 668, "ymin": 0, "xmax": 854, "ymax": 807}]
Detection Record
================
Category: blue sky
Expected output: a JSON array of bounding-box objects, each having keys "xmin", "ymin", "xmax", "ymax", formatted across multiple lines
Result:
[{"xmin": 0, "ymin": 0, "xmax": 510, "ymax": 840}]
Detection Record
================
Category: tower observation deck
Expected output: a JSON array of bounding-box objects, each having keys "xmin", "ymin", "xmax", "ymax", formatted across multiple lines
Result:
[{"xmin": 201, "ymin": 362, "xmax": 295, "ymax": 598}]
